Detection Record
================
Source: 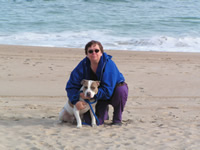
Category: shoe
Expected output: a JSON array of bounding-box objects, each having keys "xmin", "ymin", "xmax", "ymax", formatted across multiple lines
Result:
[{"xmin": 111, "ymin": 122, "xmax": 122, "ymax": 126}]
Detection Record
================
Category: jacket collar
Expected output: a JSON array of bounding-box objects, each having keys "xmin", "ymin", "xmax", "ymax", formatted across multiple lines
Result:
[{"xmin": 85, "ymin": 52, "xmax": 112, "ymax": 80}]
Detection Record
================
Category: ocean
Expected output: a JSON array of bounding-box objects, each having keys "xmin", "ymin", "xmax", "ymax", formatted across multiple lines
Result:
[{"xmin": 0, "ymin": 0, "xmax": 200, "ymax": 52}]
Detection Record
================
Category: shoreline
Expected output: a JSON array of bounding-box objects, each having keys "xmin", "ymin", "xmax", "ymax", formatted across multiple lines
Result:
[
  {"xmin": 0, "ymin": 44, "xmax": 200, "ymax": 149},
  {"xmin": 1, "ymin": 44, "xmax": 200, "ymax": 54}
]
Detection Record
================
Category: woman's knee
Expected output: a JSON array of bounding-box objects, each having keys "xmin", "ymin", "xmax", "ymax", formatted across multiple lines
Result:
[{"xmin": 111, "ymin": 84, "xmax": 128, "ymax": 107}]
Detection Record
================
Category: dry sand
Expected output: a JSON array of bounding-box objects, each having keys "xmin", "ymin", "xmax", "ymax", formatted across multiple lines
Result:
[{"xmin": 0, "ymin": 45, "xmax": 200, "ymax": 150}]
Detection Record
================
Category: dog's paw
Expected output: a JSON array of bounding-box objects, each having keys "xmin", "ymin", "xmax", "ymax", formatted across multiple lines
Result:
[
  {"xmin": 77, "ymin": 124, "xmax": 82, "ymax": 128},
  {"xmin": 92, "ymin": 124, "xmax": 97, "ymax": 128}
]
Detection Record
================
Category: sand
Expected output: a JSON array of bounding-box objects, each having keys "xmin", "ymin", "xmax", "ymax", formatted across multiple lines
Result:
[{"xmin": 0, "ymin": 45, "xmax": 200, "ymax": 150}]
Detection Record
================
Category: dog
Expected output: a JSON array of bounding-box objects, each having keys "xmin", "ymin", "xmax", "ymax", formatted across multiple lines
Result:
[{"xmin": 59, "ymin": 79, "xmax": 100, "ymax": 128}]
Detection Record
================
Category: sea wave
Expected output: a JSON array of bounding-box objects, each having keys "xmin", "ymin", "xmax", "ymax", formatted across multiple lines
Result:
[
  {"xmin": 0, "ymin": 31, "xmax": 200, "ymax": 53},
  {"xmin": 112, "ymin": 36, "xmax": 200, "ymax": 52}
]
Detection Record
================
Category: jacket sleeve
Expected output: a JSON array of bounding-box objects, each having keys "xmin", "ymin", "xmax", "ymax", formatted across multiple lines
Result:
[
  {"xmin": 65, "ymin": 61, "xmax": 84, "ymax": 104},
  {"xmin": 95, "ymin": 60, "xmax": 119, "ymax": 100}
]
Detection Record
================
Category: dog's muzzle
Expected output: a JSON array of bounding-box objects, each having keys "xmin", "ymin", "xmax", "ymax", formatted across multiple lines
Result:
[{"xmin": 86, "ymin": 92, "xmax": 91, "ymax": 98}]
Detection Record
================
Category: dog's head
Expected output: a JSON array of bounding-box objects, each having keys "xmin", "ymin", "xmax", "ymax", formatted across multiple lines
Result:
[{"xmin": 81, "ymin": 79, "xmax": 100, "ymax": 99}]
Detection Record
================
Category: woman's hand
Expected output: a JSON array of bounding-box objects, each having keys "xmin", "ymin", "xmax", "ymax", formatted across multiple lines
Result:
[
  {"xmin": 75, "ymin": 101, "xmax": 87, "ymax": 110},
  {"xmin": 75, "ymin": 92, "xmax": 92, "ymax": 110},
  {"xmin": 75, "ymin": 92, "xmax": 90, "ymax": 110}
]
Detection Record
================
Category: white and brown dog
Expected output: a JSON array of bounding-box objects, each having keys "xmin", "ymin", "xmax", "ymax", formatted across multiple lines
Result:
[{"xmin": 59, "ymin": 79, "xmax": 100, "ymax": 128}]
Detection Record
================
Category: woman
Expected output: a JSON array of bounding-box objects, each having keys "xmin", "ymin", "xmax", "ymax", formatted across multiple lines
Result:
[{"xmin": 66, "ymin": 40, "xmax": 128, "ymax": 125}]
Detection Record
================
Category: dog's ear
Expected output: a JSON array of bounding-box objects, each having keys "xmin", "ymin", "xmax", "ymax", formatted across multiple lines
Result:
[
  {"xmin": 81, "ymin": 79, "xmax": 86, "ymax": 85},
  {"xmin": 96, "ymin": 81, "xmax": 100, "ymax": 87}
]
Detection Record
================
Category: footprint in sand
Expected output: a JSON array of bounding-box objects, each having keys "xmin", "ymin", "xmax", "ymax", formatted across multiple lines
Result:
[
  {"xmin": 48, "ymin": 66, "xmax": 53, "ymax": 71},
  {"xmin": 23, "ymin": 59, "xmax": 30, "ymax": 65},
  {"xmin": 32, "ymin": 62, "xmax": 42, "ymax": 66},
  {"xmin": 24, "ymin": 104, "xmax": 37, "ymax": 109}
]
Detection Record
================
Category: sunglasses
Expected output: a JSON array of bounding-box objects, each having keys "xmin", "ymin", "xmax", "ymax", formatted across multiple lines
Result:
[{"xmin": 88, "ymin": 49, "xmax": 100, "ymax": 54}]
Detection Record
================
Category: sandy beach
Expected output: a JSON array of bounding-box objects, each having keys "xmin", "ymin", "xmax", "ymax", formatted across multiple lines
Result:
[{"xmin": 0, "ymin": 45, "xmax": 200, "ymax": 150}]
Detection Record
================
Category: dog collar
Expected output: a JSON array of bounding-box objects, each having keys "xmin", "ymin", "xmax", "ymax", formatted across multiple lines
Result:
[{"xmin": 84, "ymin": 99, "xmax": 97, "ymax": 105}]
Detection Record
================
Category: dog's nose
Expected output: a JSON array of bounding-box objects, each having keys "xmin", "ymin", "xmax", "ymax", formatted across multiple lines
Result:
[{"xmin": 86, "ymin": 92, "xmax": 91, "ymax": 98}]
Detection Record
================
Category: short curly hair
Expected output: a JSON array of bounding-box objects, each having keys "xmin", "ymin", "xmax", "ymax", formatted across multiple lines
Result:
[{"xmin": 84, "ymin": 40, "xmax": 104, "ymax": 55}]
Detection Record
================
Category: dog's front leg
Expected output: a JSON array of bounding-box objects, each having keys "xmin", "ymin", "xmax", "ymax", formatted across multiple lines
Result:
[
  {"xmin": 59, "ymin": 108, "xmax": 65, "ymax": 121},
  {"xmin": 73, "ymin": 106, "xmax": 82, "ymax": 128},
  {"xmin": 90, "ymin": 106, "xmax": 97, "ymax": 127}
]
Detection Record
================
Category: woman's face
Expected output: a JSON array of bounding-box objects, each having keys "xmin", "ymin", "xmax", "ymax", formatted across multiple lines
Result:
[{"xmin": 87, "ymin": 44, "xmax": 102, "ymax": 64}]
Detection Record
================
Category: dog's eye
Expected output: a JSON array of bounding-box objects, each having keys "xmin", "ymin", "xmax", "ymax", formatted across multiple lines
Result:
[
  {"xmin": 91, "ymin": 86, "xmax": 95, "ymax": 90},
  {"xmin": 84, "ymin": 86, "xmax": 88, "ymax": 89}
]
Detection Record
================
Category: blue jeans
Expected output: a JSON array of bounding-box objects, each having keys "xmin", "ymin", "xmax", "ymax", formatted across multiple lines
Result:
[{"xmin": 84, "ymin": 83, "xmax": 128, "ymax": 125}]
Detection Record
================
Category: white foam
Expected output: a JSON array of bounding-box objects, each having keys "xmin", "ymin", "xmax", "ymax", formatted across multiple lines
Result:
[
  {"xmin": 104, "ymin": 36, "xmax": 200, "ymax": 52},
  {"xmin": 0, "ymin": 31, "xmax": 200, "ymax": 53}
]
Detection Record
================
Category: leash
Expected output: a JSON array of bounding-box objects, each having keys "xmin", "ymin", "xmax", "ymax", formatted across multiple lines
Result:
[{"xmin": 83, "ymin": 99, "xmax": 100, "ymax": 126}]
